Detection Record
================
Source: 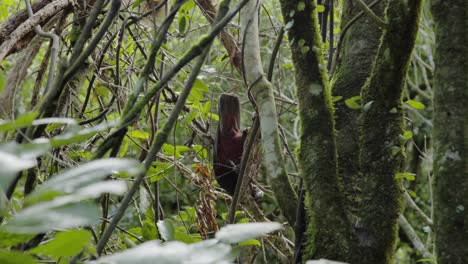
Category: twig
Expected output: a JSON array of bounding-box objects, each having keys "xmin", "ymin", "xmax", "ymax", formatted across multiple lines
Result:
[
  {"xmin": 24, "ymin": 0, "xmax": 60, "ymax": 93},
  {"xmin": 0, "ymin": 0, "xmax": 70, "ymax": 62},
  {"xmin": 403, "ymin": 190, "xmax": 433, "ymax": 226},
  {"xmin": 353, "ymin": 0, "xmax": 387, "ymax": 29},
  {"xmin": 398, "ymin": 215, "xmax": 434, "ymax": 259}
]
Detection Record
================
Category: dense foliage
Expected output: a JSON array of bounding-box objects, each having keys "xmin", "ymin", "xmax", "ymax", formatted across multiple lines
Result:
[{"xmin": 0, "ymin": 0, "xmax": 465, "ymax": 263}]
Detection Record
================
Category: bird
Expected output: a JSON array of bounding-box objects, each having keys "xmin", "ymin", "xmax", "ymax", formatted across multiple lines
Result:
[{"xmin": 213, "ymin": 93, "xmax": 245, "ymax": 195}]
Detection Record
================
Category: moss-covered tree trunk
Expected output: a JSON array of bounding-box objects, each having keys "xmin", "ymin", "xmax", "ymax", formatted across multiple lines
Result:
[
  {"xmin": 279, "ymin": 0, "xmax": 422, "ymax": 263},
  {"xmin": 358, "ymin": 1, "xmax": 421, "ymax": 263},
  {"xmin": 278, "ymin": 0, "xmax": 353, "ymax": 261},
  {"xmin": 332, "ymin": 0, "xmax": 385, "ymax": 226},
  {"xmin": 431, "ymin": 1, "xmax": 468, "ymax": 263}
]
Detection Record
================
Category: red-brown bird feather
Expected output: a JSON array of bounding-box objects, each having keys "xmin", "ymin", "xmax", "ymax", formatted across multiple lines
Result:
[{"xmin": 213, "ymin": 94, "xmax": 245, "ymax": 195}]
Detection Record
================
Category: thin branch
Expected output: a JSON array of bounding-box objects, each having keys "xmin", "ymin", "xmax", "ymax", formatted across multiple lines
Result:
[
  {"xmin": 0, "ymin": 0, "xmax": 70, "ymax": 62},
  {"xmin": 25, "ymin": 0, "xmax": 60, "ymax": 93},
  {"xmin": 398, "ymin": 215, "xmax": 434, "ymax": 259},
  {"xmin": 403, "ymin": 190, "xmax": 433, "ymax": 226},
  {"xmin": 353, "ymin": 0, "xmax": 387, "ymax": 29}
]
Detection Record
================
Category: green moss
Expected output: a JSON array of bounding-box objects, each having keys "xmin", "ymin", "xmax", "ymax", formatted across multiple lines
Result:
[
  {"xmin": 280, "ymin": 0, "xmax": 353, "ymax": 261},
  {"xmin": 357, "ymin": 1, "xmax": 422, "ymax": 263}
]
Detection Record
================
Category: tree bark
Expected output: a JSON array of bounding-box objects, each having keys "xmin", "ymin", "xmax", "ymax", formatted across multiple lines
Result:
[
  {"xmin": 431, "ymin": 0, "xmax": 468, "ymax": 263},
  {"xmin": 358, "ymin": 0, "xmax": 422, "ymax": 263},
  {"xmin": 240, "ymin": 0, "xmax": 297, "ymax": 224},
  {"xmin": 278, "ymin": 0, "xmax": 352, "ymax": 261},
  {"xmin": 332, "ymin": 0, "xmax": 385, "ymax": 225}
]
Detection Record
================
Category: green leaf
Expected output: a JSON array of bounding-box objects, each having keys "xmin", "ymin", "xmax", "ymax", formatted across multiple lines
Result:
[
  {"xmin": 157, "ymin": 219, "xmax": 175, "ymax": 241},
  {"xmin": 0, "ymin": 231, "xmax": 34, "ymax": 247},
  {"xmin": 405, "ymin": 99, "xmax": 426, "ymax": 110},
  {"xmin": 148, "ymin": 161, "xmax": 174, "ymax": 183},
  {"xmin": 174, "ymin": 231, "xmax": 199, "ymax": 244},
  {"xmin": 297, "ymin": 2, "xmax": 305, "ymax": 11},
  {"xmin": 206, "ymin": 112, "xmax": 219, "ymax": 121},
  {"xmin": 402, "ymin": 131, "xmax": 413, "ymax": 140},
  {"xmin": 216, "ymin": 222, "xmax": 282, "ymax": 244},
  {"xmin": 416, "ymin": 258, "xmax": 437, "ymax": 263},
  {"xmin": 180, "ymin": 0, "xmax": 195, "ymax": 12},
  {"xmin": 316, "ymin": 4, "xmax": 325, "ymax": 12},
  {"xmin": 0, "ymin": 112, "xmax": 38, "ymax": 132},
  {"xmin": 238, "ymin": 239, "xmax": 261, "ymax": 247},
  {"xmin": 332, "ymin": 96, "xmax": 343, "ymax": 103},
  {"xmin": 142, "ymin": 220, "xmax": 158, "ymax": 241},
  {"xmin": 390, "ymin": 146, "xmax": 401, "ymax": 156},
  {"xmin": 202, "ymin": 101, "xmax": 211, "ymax": 115},
  {"xmin": 1, "ymin": 201, "xmax": 99, "ymax": 234},
  {"xmin": 131, "ymin": 0, "xmax": 145, "ymax": 8},
  {"xmin": 27, "ymin": 158, "xmax": 142, "ymax": 204},
  {"xmin": 128, "ymin": 130, "xmax": 150, "ymax": 140},
  {"xmin": 345, "ymin": 96, "xmax": 362, "ymax": 109},
  {"xmin": 193, "ymin": 79, "xmax": 208, "ymax": 92},
  {"xmin": 32, "ymin": 117, "xmax": 77, "ymax": 126},
  {"xmin": 395, "ymin": 172, "xmax": 416, "ymax": 181},
  {"xmin": 0, "ymin": 142, "xmax": 50, "ymax": 191},
  {"xmin": 89, "ymin": 240, "xmax": 232, "ymax": 264},
  {"xmin": 285, "ymin": 20, "xmax": 294, "ymax": 30},
  {"xmin": 407, "ymin": 190, "xmax": 417, "ymax": 198},
  {"xmin": 363, "ymin": 101, "xmax": 374, "ymax": 112},
  {"xmin": 162, "ymin": 144, "xmax": 191, "ymax": 159},
  {"xmin": 178, "ymin": 15, "xmax": 188, "ymax": 34},
  {"xmin": 282, "ymin": 62, "xmax": 293, "ymax": 69},
  {"xmin": 29, "ymin": 230, "xmax": 92, "ymax": 257},
  {"xmin": 48, "ymin": 120, "xmax": 118, "ymax": 147},
  {"xmin": 0, "ymin": 250, "xmax": 36, "ymax": 264},
  {"xmin": 192, "ymin": 145, "xmax": 208, "ymax": 159}
]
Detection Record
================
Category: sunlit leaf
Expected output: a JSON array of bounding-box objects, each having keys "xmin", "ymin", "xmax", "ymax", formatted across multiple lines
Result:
[
  {"xmin": 27, "ymin": 158, "xmax": 142, "ymax": 204},
  {"xmin": 2, "ymin": 200, "xmax": 99, "ymax": 234},
  {"xmin": 332, "ymin": 96, "xmax": 343, "ymax": 103},
  {"xmin": 216, "ymin": 222, "xmax": 282, "ymax": 244},
  {"xmin": 405, "ymin": 99, "xmax": 426, "ymax": 110},
  {"xmin": 157, "ymin": 219, "xmax": 175, "ymax": 241},
  {"xmin": 345, "ymin": 96, "xmax": 362, "ymax": 109},
  {"xmin": 88, "ymin": 240, "xmax": 232, "ymax": 264},
  {"xmin": 128, "ymin": 130, "xmax": 150, "ymax": 140},
  {"xmin": 238, "ymin": 239, "xmax": 261, "ymax": 247},
  {"xmin": 0, "ymin": 142, "xmax": 50, "ymax": 191},
  {"xmin": 0, "ymin": 112, "xmax": 38, "ymax": 132},
  {"xmin": 395, "ymin": 172, "xmax": 416, "ymax": 181},
  {"xmin": 48, "ymin": 120, "xmax": 118, "ymax": 147},
  {"xmin": 316, "ymin": 4, "xmax": 325, "ymax": 12}
]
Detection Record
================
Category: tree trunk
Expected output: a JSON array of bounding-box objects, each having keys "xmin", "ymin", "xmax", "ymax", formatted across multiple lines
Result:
[
  {"xmin": 431, "ymin": 0, "xmax": 468, "ymax": 263},
  {"xmin": 278, "ymin": 0, "xmax": 352, "ymax": 261},
  {"xmin": 358, "ymin": 1, "xmax": 421, "ymax": 262}
]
